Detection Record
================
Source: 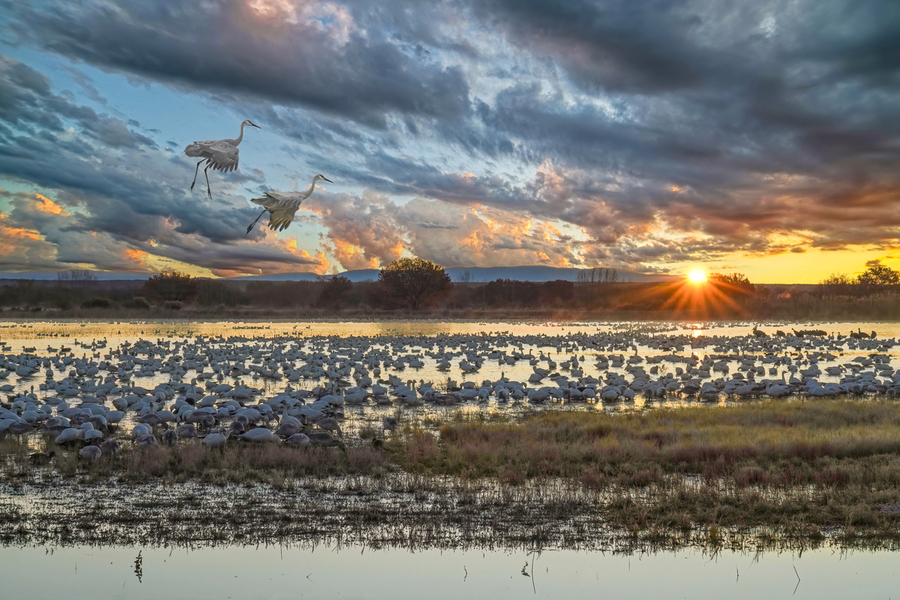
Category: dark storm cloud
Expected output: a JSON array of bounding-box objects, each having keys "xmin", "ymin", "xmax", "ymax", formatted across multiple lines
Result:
[
  {"xmin": 3, "ymin": 0, "xmax": 471, "ymax": 129},
  {"xmin": 449, "ymin": 0, "xmax": 900, "ymax": 254},
  {"xmin": 467, "ymin": 0, "xmax": 710, "ymax": 94}
]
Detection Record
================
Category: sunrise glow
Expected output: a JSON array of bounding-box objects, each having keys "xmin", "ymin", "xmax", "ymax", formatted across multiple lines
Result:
[{"xmin": 688, "ymin": 270, "xmax": 707, "ymax": 284}]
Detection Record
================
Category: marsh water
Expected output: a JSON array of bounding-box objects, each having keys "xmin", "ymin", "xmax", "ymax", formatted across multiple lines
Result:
[{"xmin": 3, "ymin": 319, "xmax": 900, "ymax": 598}]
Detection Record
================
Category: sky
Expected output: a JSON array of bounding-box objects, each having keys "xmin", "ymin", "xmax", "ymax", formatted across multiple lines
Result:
[{"xmin": 0, "ymin": 0, "xmax": 897, "ymax": 283}]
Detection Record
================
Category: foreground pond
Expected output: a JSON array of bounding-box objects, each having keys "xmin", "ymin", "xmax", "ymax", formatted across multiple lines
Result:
[{"xmin": 1, "ymin": 543, "xmax": 896, "ymax": 600}]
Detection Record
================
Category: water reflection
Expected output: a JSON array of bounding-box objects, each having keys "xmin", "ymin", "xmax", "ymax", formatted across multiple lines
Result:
[{"xmin": 0, "ymin": 543, "xmax": 897, "ymax": 600}]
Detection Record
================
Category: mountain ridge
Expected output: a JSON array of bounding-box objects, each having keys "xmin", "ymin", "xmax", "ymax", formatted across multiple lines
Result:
[{"xmin": 0, "ymin": 266, "xmax": 677, "ymax": 283}]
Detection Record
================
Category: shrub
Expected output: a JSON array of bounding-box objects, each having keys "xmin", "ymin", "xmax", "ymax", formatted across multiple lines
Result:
[
  {"xmin": 196, "ymin": 280, "xmax": 244, "ymax": 307},
  {"xmin": 164, "ymin": 300, "xmax": 183, "ymax": 310},
  {"xmin": 315, "ymin": 275, "xmax": 353, "ymax": 308},
  {"xmin": 123, "ymin": 296, "xmax": 151, "ymax": 309},
  {"xmin": 142, "ymin": 270, "xmax": 199, "ymax": 302},
  {"xmin": 81, "ymin": 297, "xmax": 111, "ymax": 309}
]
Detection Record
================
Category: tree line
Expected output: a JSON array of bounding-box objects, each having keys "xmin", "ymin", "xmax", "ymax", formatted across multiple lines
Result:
[{"xmin": 1, "ymin": 260, "xmax": 898, "ymax": 318}]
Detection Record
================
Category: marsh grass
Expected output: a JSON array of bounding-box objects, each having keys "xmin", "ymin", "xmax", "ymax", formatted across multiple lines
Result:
[
  {"xmin": 6, "ymin": 400, "xmax": 900, "ymax": 546},
  {"xmin": 1, "ymin": 440, "xmax": 387, "ymax": 488},
  {"xmin": 386, "ymin": 400, "xmax": 900, "ymax": 536},
  {"xmin": 390, "ymin": 401, "xmax": 900, "ymax": 480}
]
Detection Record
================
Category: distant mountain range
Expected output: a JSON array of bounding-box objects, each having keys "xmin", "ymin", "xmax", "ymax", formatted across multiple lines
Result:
[
  {"xmin": 0, "ymin": 271, "xmax": 151, "ymax": 281},
  {"xmin": 0, "ymin": 266, "xmax": 676, "ymax": 283},
  {"xmin": 229, "ymin": 266, "xmax": 676, "ymax": 283}
]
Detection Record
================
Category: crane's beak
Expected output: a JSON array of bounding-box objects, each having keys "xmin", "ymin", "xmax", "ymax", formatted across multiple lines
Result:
[
  {"xmin": 250, "ymin": 122, "xmax": 261, "ymax": 129},
  {"xmin": 322, "ymin": 177, "xmax": 333, "ymax": 183}
]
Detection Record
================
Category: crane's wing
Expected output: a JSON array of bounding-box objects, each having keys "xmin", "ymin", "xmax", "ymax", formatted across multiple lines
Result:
[
  {"xmin": 184, "ymin": 139, "xmax": 221, "ymax": 158},
  {"xmin": 204, "ymin": 141, "xmax": 240, "ymax": 173},
  {"xmin": 267, "ymin": 206, "xmax": 299, "ymax": 231},
  {"xmin": 252, "ymin": 191, "xmax": 304, "ymax": 209}
]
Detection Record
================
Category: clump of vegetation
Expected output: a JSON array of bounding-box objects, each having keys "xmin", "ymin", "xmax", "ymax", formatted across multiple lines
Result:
[
  {"xmin": 141, "ymin": 269, "xmax": 200, "ymax": 302},
  {"xmin": 316, "ymin": 275, "xmax": 354, "ymax": 308},
  {"xmin": 3, "ymin": 440, "xmax": 387, "ymax": 487},
  {"xmin": 820, "ymin": 263, "xmax": 900, "ymax": 291},
  {"xmin": 123, "ymin": 296, "xmax": 151, "ymax": 309},
  {"xmin": 391, "ymin": 401, "xmax": 900, "ymax": 481},
  {"xmin": 80, "ymin": 297, "xmax": 112, "ymax": 309},
  {"xmin": 164, "ymin": 300, "xmax": 183, "ymax": 310},
  {"xmin": 56, "ymin": 269, "xmax": 96, "ymax": 286}
]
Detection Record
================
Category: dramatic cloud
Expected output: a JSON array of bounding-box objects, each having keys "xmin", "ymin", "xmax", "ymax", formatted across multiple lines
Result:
[
  {"xmin": 3, "ymin": 0, "xmax": 471, "ymax": 129},
  {"xmin": 0, "ymin": 0, "xmax": 898, "ymax": 279},
  {"xmin": 0, "ymin": 55, "xmax": 332, "ymax": 275}
]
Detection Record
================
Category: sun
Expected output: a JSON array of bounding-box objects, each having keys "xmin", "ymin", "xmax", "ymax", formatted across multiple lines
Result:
[{"xmin": 688, "ymin": 270, "xmax": 707, "ymax": 284}]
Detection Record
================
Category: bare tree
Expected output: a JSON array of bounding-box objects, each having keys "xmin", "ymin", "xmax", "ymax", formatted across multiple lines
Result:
[
  {"xmin": 57, "ymin": 269, "xmax": 96, "ymax": 287},
  {"xmin": 577, "ymin": 267, "xmax": 620, "ymax": 283},
  {"xmin": 455, "ymin": 269, "xmax": 473, "ymax": 283}
]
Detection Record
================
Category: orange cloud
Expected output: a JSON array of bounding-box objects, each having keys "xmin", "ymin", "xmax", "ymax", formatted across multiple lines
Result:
[
  {"xmin": 1, "ymin": 225, "xmax": 41, "ymax": 241},
  {"xmin": 125, "ymin": 248, "xmax": 148, "ymax": 262},
  {"xmin": 299, "ymin": 249, "xmax": 330, "ymax": 275},
  {"xmin": 34, "ymin": 194, "xmax": 66, "ymax": 216},
  {"xmin": 267, "ymin": 235, "xmax": 331, "ymax": 274},
  {"xmin": 0, "ymin": 225, "xmax": 43, "ymax": 257},
  {"xmin": 332, "ymin": 239, "xmax": 378, "ymax": 270}
]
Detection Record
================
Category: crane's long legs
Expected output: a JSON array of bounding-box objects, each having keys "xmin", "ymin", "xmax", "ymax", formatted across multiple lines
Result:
[
  {"xmin": 246, "ymin": 209, "xmax": 267, "ymax": 235},
  {"xmin": 204, "ymin": 165, "xmax": 212, "ymax": 198},
  {"xmin": 190, "ymin": 160, "xmax": 204, "ymax": 191}
]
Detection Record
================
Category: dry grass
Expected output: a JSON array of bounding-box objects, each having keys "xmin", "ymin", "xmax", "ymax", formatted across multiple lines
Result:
[
  {"xmin": 389, "ymin": 401, "xmax": 900, "ymax": 481},
  {"xmin": 6, "ymin": 400, "xmax": 900, "ymax": 544},
  {"xmin": 385, "ymin": 400, "xmax": 900, "ymax": 537},
  {"xmin": 1, "ymin": 438, "xmax": 387, "ymax": 488}
]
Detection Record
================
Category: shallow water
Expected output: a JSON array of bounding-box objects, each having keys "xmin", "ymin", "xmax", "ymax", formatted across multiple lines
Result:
[
  {"xmin": 0, "ymin": 318, "xmax": 895, "ymax": 344},
  {"xmin": 3, "ymin": 320, "xmax": 900, "ymax": 597},
  {"xmin": 1, "ymin": 543, "xmax": 897, "ymax": 600},
  {"xmin": 1, "ymin": 319, "xmax": 898, "ymax": 425},
  {"xmin": 2, "ymin": 319, "xmax": 900, "ymax": 445}
]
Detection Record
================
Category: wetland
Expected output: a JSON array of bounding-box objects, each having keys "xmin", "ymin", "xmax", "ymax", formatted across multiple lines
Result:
[{"xmin": 2, "ymin": 319, "xmax": 900, "ymax": 598}]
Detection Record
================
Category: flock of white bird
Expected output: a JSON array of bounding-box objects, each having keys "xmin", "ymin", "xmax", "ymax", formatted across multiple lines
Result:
[
  {"xmin": 0, "ymin": 325, "xmax": 896, "ymax": 463},
  {"xmin": 183, "ymin": 120, "xmax": 332, "ymax": 234}
]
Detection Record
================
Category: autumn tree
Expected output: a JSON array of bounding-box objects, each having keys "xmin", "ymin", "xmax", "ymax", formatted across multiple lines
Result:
[{"xmin": 379, "ymin": 257, "xmax": 452, "ymax": 309}]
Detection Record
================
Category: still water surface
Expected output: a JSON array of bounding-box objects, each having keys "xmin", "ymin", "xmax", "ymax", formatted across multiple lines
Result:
[{"xmin": 1, "ymin": 543, "xmax": 897, "ymax": 599}]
